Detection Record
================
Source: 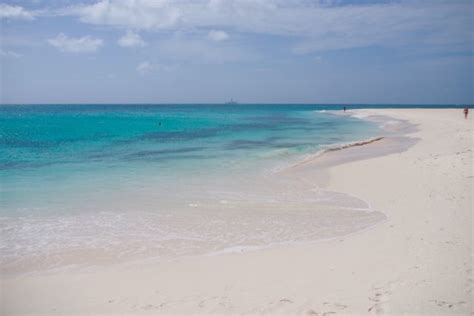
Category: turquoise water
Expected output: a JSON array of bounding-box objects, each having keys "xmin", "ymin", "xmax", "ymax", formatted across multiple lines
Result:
[
  {"xmin": 1, "ymin": 104, "xmax": 387, "ymax": 272},
  {"xmin": 0, "ymin": 104, "xmax": 380, "ymax": 212}
]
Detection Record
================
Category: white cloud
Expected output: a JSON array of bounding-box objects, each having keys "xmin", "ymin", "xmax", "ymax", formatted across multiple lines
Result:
[
  {"xmin": 76, "ymin": 0, "xmax": 181, "ymax": 30},
  {"xmin": 137, "ymin": 61, "xmax": 155, "ymax": 75},
  {"xmin": 208, "ymin": 30, "xmax": 229, "ymax": 42},
  {"xmin": 48, "ymin": 33, "xmax": 103, "ymax": 53},
  {"xmin": 118, "ymin": 30, "xmax": 145, "ymax": 48},
  {"xmin": 67, "ymin": 0, "xmax": 472, "ymax": 54},
  {"xmin": 0, "ymin": 4, "xmax": 35, "ymax": 20},
  {"xmin": 0, "ymin": 50, "xmax": 23, "ymax": 58}
]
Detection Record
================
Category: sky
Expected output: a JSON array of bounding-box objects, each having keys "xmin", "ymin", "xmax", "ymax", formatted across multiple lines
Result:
[{"xmin": 0, "ymin": 0, "xmax": 473, "ymax": 104}]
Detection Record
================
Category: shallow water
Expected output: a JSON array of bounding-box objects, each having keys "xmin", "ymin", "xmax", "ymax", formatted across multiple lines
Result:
[{"xmin": 1, "ymin": 104, "xmax": 386, "ymax": 273}]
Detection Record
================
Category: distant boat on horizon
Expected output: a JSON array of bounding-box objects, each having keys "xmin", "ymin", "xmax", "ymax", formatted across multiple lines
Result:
[{"xmin": 225, "ymin": 98, "xmax": 238, "ymax": 105}]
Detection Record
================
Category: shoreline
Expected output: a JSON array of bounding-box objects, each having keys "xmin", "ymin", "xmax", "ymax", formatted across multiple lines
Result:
[
  {"xmin": 0, "ymin": 111, "xmax": 394, "ymax": 277},
  {"xmin": 2, "ymin": 109, "xmax": 472, "ymax": 315}
]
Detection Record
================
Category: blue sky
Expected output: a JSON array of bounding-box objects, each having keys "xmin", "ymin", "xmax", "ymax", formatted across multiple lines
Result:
[{"xmin": 0, "ymin": 0, "xmax": 472, "ymax": 104}]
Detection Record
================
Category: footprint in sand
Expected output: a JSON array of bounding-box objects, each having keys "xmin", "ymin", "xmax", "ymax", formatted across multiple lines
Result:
[
  {"xmin": 141, "ymin": 304, "xmax": 160, "ymax": 310},
  {"xmin": 198, "ymin": 296, "xmax": 230, "ymax": 310},
  {"xmin": 279, "ymin": 298, "xmax": 293, "ymax": 303},
  {"xmin": 261, "ymin": 297, "xmax": 294, "ymax": 313},
  {"xmin": 317, "ymin": 302, "xmax": 348, "ymax": 315},
  {"xmin": 429, "ymin": 299, "xmax": 467, "ymax": 310},
  {"xmin": 368, "ymin": 281, "xmax": 398, "ymax": 315},
  {"xmin": 466, "ymin": 268, "xmax": 473, "ymax": 294}
]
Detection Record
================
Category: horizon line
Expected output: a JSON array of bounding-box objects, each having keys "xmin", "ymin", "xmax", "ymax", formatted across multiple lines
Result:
[{"xmin": 0, "ymin": 102, "xmax": 471, "ymax": 106}]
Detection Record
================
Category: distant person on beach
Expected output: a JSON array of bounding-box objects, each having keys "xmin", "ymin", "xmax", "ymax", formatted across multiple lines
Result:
[
  {"xmin": 464, "ymin": 107, "xmax": 469, "ymax": 119},
  {"xmin": 343, "ymin": 106, "xmax": 346, "ymax": 112}
]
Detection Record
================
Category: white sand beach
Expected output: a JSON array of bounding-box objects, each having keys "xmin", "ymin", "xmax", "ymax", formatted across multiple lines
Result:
[{"xmin": 2, "ymin": 109, "xmax": 472, "ymax": 315}]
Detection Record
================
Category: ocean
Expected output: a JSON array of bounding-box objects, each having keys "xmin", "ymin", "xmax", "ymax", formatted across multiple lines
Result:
[{"xmin": 0, "ymin": 104, "xmax": 459, "ymax": 273}]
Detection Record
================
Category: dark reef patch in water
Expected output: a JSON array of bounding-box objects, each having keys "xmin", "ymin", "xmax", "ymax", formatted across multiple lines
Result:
[
  {"xmin": 226, "ymin": 137, "xmax": 314, "ymax": 150},
  {"xmin": 0, "ymin": 138, "xmax": 56, "ymax": 149},
  {"xmin": 127, "ymin": 153, "xmax": 213, "ymax": 162},
  {"xmin": 0, "ymin": 161, "xmax": 61, "ymax": 170},
  {"xmin": 126, "ymin": 147, "xmax": 205, "ymax": 158}
]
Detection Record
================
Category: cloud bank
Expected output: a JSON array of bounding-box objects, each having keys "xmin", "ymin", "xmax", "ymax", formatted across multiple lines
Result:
[
  {"xmin": 65, "ymin": 0, "xmax": 472, "ymax": 54},
  {"xmin": 0, "ymin": 4, "xmax": 35, "ymax": 20}
]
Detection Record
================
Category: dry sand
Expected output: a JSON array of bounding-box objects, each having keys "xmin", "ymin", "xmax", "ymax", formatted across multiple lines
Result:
[{"xmin": 2, "ymin": 109, "xmax": 472, "ymax": 315}]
